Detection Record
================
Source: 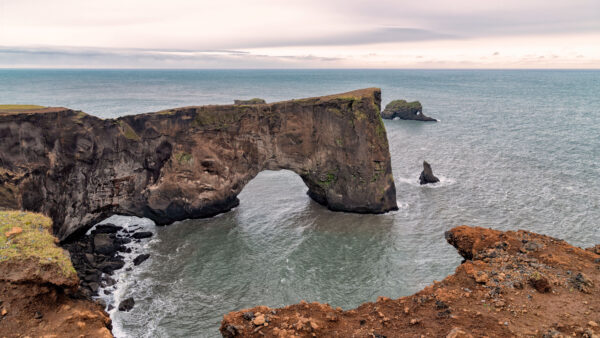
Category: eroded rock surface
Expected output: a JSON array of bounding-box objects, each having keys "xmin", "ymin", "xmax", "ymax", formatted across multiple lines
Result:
[
  {"xmin": 381, "ymin": 99, "xmax": 437, "ymax": 121},
  {"xmin": 221, "ymin": 226, "xmax": 600, "ymax": 337},
  {"xmin": 0, "ymin": 88, "xmax": 397, "ymax": 240}
]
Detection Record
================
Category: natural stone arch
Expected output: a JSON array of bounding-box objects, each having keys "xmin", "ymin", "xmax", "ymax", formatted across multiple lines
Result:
[{"xmin": 0, "ymin": 88, "xmax": 397, "ymax": 240}]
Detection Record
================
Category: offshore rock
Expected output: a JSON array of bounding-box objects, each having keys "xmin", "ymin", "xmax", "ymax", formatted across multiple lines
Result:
[
  {"xmin": 0, "ymin": 88, "xmax": 397, "ymax": 240},
  {"xmin": 381, "ymin": 99, "xmax": 437, "ymax": 121},
  {"xmin": 419, "ymin": 161, "xmax": 440, "ymax": 185},
  {"xmin": 221, "ymin": 226, "xmax": 600, "ymax": 337}
]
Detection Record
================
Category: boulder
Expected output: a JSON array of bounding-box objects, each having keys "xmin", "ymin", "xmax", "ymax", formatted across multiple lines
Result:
[
  {"xmin": 133, "ymin": 254, "xmax": 150, "ymax": 266},
  {"xmin": 118, "ymin": 297, "xmax": 135, "ymax": 312},
  {"xmin": 131, "ymin": 231, "xmax": 153, "ymax": 239},
  {"xmin": 381, "ymin": 100, "xmax": 437, "ymax": 121},
  {"xmin": 419, "ymin": 161, "xmax": 440, "ymax": 185},
  {"xmin": 93, "ymin": 234, "xmax": 117, "ymax": 255}
]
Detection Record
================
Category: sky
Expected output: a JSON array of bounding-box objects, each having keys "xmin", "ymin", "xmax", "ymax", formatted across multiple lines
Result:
[{"xmin": 0, "ymin": 0, "xmax": 599, "ymax": 68}]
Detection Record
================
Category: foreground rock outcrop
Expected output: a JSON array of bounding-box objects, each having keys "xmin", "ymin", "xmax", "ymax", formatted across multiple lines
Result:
[
  {"xmin": 221, "ymin": 226, "xmax": 600, "ymax": 337},
  {"xmin": 381, "ymin": 100, "xmax": 437, "ymax": 121},
  {"xmin": 0, "ymin": 211, "xmax": 112, "ymax": 337},
  {"xmin": 0, "ymin": 88, "xmax": 397, "ymax": 240},
  {"xmin": 419, "ymin": 161, "xmax": 440, "ymax": 185}
]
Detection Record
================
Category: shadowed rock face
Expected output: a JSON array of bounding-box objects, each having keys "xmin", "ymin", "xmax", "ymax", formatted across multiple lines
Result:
[{"xmin": 0, "ymin": 88, "xmax": 397, "ymax": 240}]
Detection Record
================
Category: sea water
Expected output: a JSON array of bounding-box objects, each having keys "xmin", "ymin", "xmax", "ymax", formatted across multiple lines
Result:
[{"xmin": 1, "ymin": 69, "xmax": 599, "ymax": 337}]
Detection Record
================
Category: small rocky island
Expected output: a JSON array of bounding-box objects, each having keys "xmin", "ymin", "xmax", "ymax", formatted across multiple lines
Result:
[{"xmin": 381, "ymin": 100, "xmax": 437, "ymax": 121}]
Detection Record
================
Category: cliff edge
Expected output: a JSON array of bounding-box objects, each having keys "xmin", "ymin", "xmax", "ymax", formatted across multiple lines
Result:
[
  {"xmin": 221, "ymin": 226, "xmax": 600, "ymax": 337},
  {"xmin": 0, "ymin": 211, "xmax": 112, "ymax": 337},
  {"xmin": 0, "ymin": 88, "xmax": 397, "ymax": 240}
]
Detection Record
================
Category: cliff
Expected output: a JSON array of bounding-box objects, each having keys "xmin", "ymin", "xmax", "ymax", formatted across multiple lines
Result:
[
  {"xmin": 0, "ymin": 88, "xmax": 397, "ymax": 240},
  {"xmin": 221, "ymin": 226, "xmax": 600, "ymax": 337},
  {"xmin": 0, "ymin": 211, "xmax": 112, "ymax": 337}
]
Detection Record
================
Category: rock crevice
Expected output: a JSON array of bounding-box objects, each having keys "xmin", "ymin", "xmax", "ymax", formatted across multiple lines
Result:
[{"xmin": 0, "ymin": 88, "xmax": 397, "ymax": 240}]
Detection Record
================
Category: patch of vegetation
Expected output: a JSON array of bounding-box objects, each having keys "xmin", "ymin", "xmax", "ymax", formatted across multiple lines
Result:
[
  {"xmin": 0, "ymin": 104, "xmax": 45, "ymax": 111},
  {"xmin": 117, "ymin": 120, "xmax": 141, "ymax": 141},
  {"xmin": 335, "ymin": 138, "xmax": 343, "ymax": 147},
  {"xmin": 385, "ymin": 100, "xmax": 422, "ymax": 111},
  {"xmin": 158, "ymin": 110, "xmax": 176, "ymax": 115},
  {"xmin": 174, "ymin": 152, "xmax": 193, "ymax": 164},
  {"xmin": 318, "ymin": 170, "xmax": 338, "ymax": 188},
  {"xmin": 0, "ymin": 211, "xmax": 75, "ymax": 276},
  {"xmin": 234, "ymin": 98, "xmax": 265, "ymax": 105},
  {"xmin": 193, "ymin": 108, "xmax": 243, "ymax": 130}
]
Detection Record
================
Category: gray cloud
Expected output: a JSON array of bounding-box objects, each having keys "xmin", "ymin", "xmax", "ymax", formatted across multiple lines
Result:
[
  {"xmin": 229, "ymin": 27, "xmax": 456, "ymax": 48},
  {"xmin": 0, "ymin": 47, "xmax": 342, "ymax": 68}
]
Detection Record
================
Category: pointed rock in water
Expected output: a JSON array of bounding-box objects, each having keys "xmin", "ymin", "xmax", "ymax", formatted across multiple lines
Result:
[
  {"xmin": 419, "ymin": 161, "xmax": 440, "ymax": 185},
  {"xmin": 381, "ymin": 100, "xmax": 437, "ymax": 121}
]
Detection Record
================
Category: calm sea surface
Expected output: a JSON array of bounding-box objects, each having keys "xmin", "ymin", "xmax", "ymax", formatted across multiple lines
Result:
[{"xmin": 1, "ymin": 69, "xmax": 599, "ymax": 337}]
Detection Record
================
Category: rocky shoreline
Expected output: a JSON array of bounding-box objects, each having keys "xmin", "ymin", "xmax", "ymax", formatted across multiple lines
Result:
[
  {"xmin": 221, "ymin": 226, "xmax": 600, "ymax": 337},
  {"xmin": 62, "ymin": 221, "xmax": 155, "ymax": 312}
]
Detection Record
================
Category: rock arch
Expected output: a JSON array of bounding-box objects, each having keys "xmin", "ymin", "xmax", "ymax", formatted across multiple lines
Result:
[{"xmin": 0, "ymin": 88, "xmax": 397, "ymax": 240}]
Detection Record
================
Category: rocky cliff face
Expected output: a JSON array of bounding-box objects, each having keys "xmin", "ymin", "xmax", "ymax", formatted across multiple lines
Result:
[
  {"xmin": 221, "ymin": 226, "xmax": 600, "ymax": 337},
  {"xmin": 0, "ymin": 88, "xmax": 397, "ymax": 240}
]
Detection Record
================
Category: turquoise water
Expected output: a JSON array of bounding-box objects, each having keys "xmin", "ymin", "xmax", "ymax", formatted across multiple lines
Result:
[{"xmin": 1, "ymin": 70, "xmax": 599, "ymax": 337}]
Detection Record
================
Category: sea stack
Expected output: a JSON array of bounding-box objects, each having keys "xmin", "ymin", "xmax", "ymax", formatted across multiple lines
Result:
[
  {"xmin": 419, "ymin": 161, "xmax": 440, "ymax": 185},
  {"xmin": 381, "ymin": 100, "xmax": 437, "ymax": 121}
]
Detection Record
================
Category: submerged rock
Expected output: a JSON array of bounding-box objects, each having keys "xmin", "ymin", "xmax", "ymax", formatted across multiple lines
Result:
[
  {"xmin": 0, "ymin": 88, "xmax": 397, "ymax": 240},
  {"xmin": 419, "ymin": 161, "xmax": 440, "ymax": 185},
  {"xmin": 381, "ymin": 100, "xmax": 437, "ymax": 121}
]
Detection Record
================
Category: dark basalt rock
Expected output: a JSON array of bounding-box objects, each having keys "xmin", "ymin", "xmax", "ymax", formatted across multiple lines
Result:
[
  {"xmin": 0, "ymin": 88, "xmax": 397, "ymax": 241},
  {"xmin": 133, "ymin": 254, "xmax": 150, "ymax": 266},
  {"xmin": 93, "ymin": 234, "xmax": 117, "ymax": 255},
  {"xmin": 118, "ymin": 297, "xmax": 135, "ymax": 312},
  {"xmin": 381, "ymin": 100, "xmax": 437, "ymax": 121},
  {"xmin": 419, "ymin": 161, "xmax": 440, "ymax": 185},
  {"xmin": 234, "ymin": 98, "xmax": 266, "ymax": 105},
  {"xmin": 131, "ymin": 231, "xmax": 153, "ymax": 239},
  {"xmin": 90, "ymin": 224, "xmax": 122, "ymax": 234}
]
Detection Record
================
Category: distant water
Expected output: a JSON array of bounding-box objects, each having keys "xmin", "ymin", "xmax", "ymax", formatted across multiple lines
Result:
[{"xmin": 1, "ymin": 69, "xmax": 599, "ymax": 337}]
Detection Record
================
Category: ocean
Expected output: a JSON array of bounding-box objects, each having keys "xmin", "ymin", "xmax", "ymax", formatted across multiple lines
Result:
[{"xmin": 1, "ymin": 69, "xmax": 599, "ymax": 337}]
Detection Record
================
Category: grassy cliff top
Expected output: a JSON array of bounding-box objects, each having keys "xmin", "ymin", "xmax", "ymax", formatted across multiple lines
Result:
[
  {"xmin": 384, "ymin": 100, "xmax": 422, "ymax": 111},
  {"xmin": 0, "ymin": 210, "xmax": 75, "ymax": 276}
]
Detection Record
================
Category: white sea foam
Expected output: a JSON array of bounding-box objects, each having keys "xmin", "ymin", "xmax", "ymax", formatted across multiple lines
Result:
[{"xmin": 86, "ymin": 215, "xmax": 158, "ymax": 338}]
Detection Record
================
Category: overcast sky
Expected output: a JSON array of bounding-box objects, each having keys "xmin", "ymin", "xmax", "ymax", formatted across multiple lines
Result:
[{"xmin": 1, "ymin": 0, "xmax": 599, "ymax": 68}]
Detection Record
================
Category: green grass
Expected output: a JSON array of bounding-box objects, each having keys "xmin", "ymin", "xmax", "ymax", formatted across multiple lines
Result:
[
  {"xmin": 175, "ymin": 152, "xmax": 193, "ymax": 164},
  {"xmin": 117, "ymin": 120, "xmax": 141, "ymax": 141},
  {"xmin": 384, "ymin": 100, "xmax": 422, "ymax": 111},
  {"xmin": 0, "ymin": 105, "xmax": 45, "ymax": 111},
  {"xmin": 0, "ymin": 211, "xmax": 76, "ymax": 276}
]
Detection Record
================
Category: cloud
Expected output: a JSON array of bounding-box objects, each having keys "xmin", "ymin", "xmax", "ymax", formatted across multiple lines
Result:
[{"xmin": 0, "ymin": 46, "xmax": 343, "ymax": 68}]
